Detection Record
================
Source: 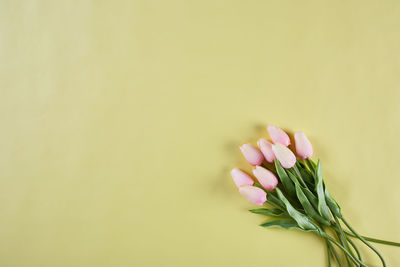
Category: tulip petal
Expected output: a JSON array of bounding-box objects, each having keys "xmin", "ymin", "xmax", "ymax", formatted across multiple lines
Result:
[
  {"xmin": 239, "ymin": 186, "xmax": 267, "ymax": 206},
  {"xmin": 257, "ymin": 138, "xmax": 275, "ymax": 163},
  {"xmin": 239, "ymin": 143, "xmax": 264, "ymax": 166},
  {"xmin": 294, "ymin": 132, "xmax": 313, "ymax": 159},
  {"xmin": 252, "ymin": 166, "xmax": 278, "ymax": 191},
  {"xmin": 267, "ymin": 125, "xmax": 291, "ymax": 146},
  {"xmin": 231, "ymin": 168, "xmax": 254, "ymax": 188},
  {"xmin": 272, "ymin": 143, "xmax": 296, "ymax": 168}
]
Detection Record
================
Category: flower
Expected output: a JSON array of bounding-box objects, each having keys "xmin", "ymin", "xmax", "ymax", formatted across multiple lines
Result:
[
  {"xmin": 294, "ymin": 132, "xmax": 313, "ymax": 159},
  {"xmin": 229, "ymin": 125, "xmax": 393, "ymax": 267},
  {"xmin": 231, "ymin": 168, "xmax": 254, "ymax": 188},
  {"xmin": 239, "ymin": 143, "xmax": 264, "ymax": 166},
  {"xmin": 257, "ymin": 138, "xmax": 275, "ymax": 163},
  {"xmin": 252, "ymin": 166, "xmax": 278, "ymax": 191},
  {"xmin": 238, "ymin": 186, "xmax": 267, "ymax": 205},
  {"xmin": 272, "ymin": 143, "xmax": 296, "ymax": 168},
  {"xmin": 267, "ymin": 125, "xmax": 291, "ymax": 146}
]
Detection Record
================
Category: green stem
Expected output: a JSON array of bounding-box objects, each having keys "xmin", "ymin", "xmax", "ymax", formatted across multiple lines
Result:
[
  {"xmin": 332, "ymin": 223, "xmax": 400, "ymax": 247},
  {"xmin": 322, "ymin": 228, "xmax": 343, "ymax": 267},
  {"xmin": 320, "ymin": 226, "xmax": 353, "ymax": 267},
  {"xmin": 341, "ymin": 217, "xmax": 386, "ymax": 267},
  {"xmin": 346, "ymin": 236, "xmax": 363, "ymax": 264},
  {"xmin": 321, "ymin": 226, "xmax": 335, "ymax": 267},
  {"xmin": 334, "ymin": 215, "xmax": 355, "ymax": 266},
  {"xmin": 343, "ymin": 230, "xmax": 400, "ymax": 247},
  {"xmin": 334, "ymin": 228, "xmax": 353, "ymax": 267},
  {"xmin": 325, "ymin": 238, "xmax": 332, "ymax": 267},
  {"xmin": 330, "ymin": 242, "xmax": 344, "ymax": 267},
  {"xmin": 324, "ymin": 235, "xmax": 369, "ymax": 267}
]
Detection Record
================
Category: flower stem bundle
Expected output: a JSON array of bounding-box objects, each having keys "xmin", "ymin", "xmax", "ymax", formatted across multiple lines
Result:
[{"xmin": 231, "ymin": 125, "xmax": 400, "ymax": 266}]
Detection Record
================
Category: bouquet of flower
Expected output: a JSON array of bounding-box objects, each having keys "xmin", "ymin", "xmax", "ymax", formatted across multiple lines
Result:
[{"xmin": 231, "ymin": 125, "xmax": 399, "ymax": 267}]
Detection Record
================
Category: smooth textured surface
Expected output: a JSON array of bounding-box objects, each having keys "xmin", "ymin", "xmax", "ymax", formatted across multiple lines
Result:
[{"xmin": 1, "ymin": 1, "xmax": 400, "ymax": 266}]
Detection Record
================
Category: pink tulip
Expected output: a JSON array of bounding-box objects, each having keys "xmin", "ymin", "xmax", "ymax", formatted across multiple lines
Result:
[
  {"xmin": 239, "ymin": 144, "xmax": 264, "ymax": 166},
  {"xmin": 231, "ymin": 168, "xmax": 254, "ymax": 188},
  {"xmin": 272, "ymin": 143, "xmax": 296, "ymax": 168},
  {"xmin": 294, "ymin": 132, "xmax": 313, "ymax": 159},
  {"xmin": 257, "ymin": 138, "xmax": 275, "ymax": 163},
  {"xmin": 252, "ymin": 166, "xmax": 278, "ymax": 191},
  {"xmin": 267, "ymin": 125, "xmax": 291, "ymax": 146},
  {"xmin": 238, "ymin": 186, "xmax": 267, "ymax": 206}
]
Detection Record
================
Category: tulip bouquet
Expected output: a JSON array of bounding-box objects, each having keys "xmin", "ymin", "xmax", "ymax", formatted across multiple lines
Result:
[{"xmin": 231, "ymin": 125, "xmax": 400, "ymax": 267}]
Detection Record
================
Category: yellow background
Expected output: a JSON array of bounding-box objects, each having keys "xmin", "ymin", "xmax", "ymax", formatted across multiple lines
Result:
[{"xmin": 1, "ymin": 1, "xmax": 400, "ymax": 266}]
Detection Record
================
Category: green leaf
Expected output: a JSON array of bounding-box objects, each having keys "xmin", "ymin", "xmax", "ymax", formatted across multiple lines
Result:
[
  {"xmin": 266, "ymin": 191, "xmax": 286, "ymax": 210},
  {"xmin": 294, "ymin": 183, "xmax": 331, "ymax": 225},
  {"xmin": 260, "ymin": 219, "xmax": 300, "ymax": 230},
  {"xmin": 286, "ymin": 171, "xmax": 330, "ymax": 226},
  {"xmin": 324, "ymin": 187, "xmax": 342, "ymax": 218},
  {"xmin": 306, "ymin": 159, "xmax": 317, "ymax": 173},
  {"xmin": 315, "ymin": 160, "xmax": 333, "ymax": 221},
  {"xmin": 297, "ymin": 162, "xmax": 314, "ymax": 185},
  {"xmin": 274, "ymin": 159, "xmax": 296, "ymax": 197},
  {"xmin": 286, "ymin": 171, "xmax": 316, "ymax": 207},
  {"xmin": 275, "ymin": 188, "xmax": 319, "ymax": 232},
  {"xmin": 249, "ymin": 208, "xmax": 290, "ymax": 218},
  {"xmin": 302, "ymin": 186, "xmax": 319, "ymax": 210},
  {"xmin": 286, "ymin": 170, "xmax": 298, "ymax": 184}
]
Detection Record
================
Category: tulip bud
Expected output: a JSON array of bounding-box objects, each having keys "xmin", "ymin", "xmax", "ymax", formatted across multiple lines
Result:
[
  {"xmin": 257, "ymin": 138, "xmax": 275, "ymax": 163},
  {"xmin": 267, "ymin": 125, "xmax": 291, "ymax": 146},
  {"xmin": 239, "ymin": 143, "xmax": 264, "ymax": 166},
  {"xmin": 294, "ymin": 132, "xmax": 313, "ymax": 159},
  {"xmin": 238, "ymin": 185, "xmax": 267, "ymax": 206},
  {"xmin": 231, "ymin": 168, "xmax": 254, "ymax": 188},
  {"xmin": 272, "ymin": 143, "xmax": 296, "ymax": 168},
  {"xmin": 252, "ymin": 166, "xmax": 278, "ymax": 191}
]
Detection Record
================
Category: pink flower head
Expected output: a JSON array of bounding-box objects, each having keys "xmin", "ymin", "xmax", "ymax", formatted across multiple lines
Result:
[
  {"xmin": 252, "ymin": 166, "xmax": 278, "ymax": 191},
  {"xmin": 267, "ymin": 125, "xmax": 291, "ymax": 146},
  {"xmin": 230, "ymin": 168, "xmax": 254, "ymax": 188},
  {"xmin": 239, "ymin": 143, "xmax": 264, "ymax": 166},
  {"xmin": 272, "ymin": 143, "xmax": 296, "ymax": 168},
  {"xmin": 238, "ymin": 186, "xmax": 267, "ymax": 206},
  {"xmin": 257, "ymin": 138, "xmax": 275, "ymax": 163},
  {"xmin": 294, "ymin": 132, "xmax": 313, "ymax": 159}
]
